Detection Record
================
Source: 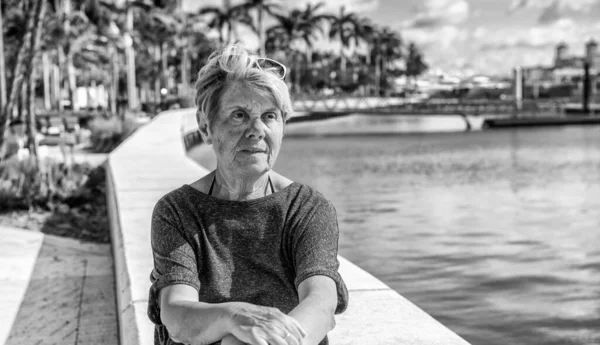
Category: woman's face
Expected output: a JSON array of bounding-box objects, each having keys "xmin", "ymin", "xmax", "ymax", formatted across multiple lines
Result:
[{"xmin": 205, "ymin": 82, "xmax": 284, "ymax": 178}]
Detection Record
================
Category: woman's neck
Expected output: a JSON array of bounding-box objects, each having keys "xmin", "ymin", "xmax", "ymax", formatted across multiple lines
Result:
[{"xmin": 212, "ymin": 169, "xmax": 270, "ymax": 201}]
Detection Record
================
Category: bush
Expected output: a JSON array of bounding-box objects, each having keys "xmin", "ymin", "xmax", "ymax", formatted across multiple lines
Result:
[
  {"xmin": 0, "ymin": 157, "xmax": 110, "ymax": 242},
  {"xmin": 0, "ymin": 157, "xmax": 93, "ymax": 210},
  {"xmin": 88, "ymin": 113, "xmax": 145, "ymax": 153}
]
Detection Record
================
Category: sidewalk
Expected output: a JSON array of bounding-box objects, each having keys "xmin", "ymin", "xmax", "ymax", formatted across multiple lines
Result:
[{"xmin": 0, "ymin": 226, "xmax": 118, "ymax": 345}]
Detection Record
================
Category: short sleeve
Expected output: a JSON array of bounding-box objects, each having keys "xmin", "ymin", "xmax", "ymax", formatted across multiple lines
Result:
[
  {"xmin": 292, "ymin": 198, "xmax": 349, "ymax": 314},
  {"xmin": 148, "ymin": 198, "xmax": 201, "ymax": 325}
]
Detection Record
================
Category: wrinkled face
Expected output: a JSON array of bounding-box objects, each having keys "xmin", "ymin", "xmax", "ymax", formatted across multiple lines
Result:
[{"xmin": 204, "ymin": 82, "xmax": 284, "ymax": 177}]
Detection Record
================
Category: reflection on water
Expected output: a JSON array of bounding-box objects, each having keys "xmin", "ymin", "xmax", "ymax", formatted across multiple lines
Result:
[{"xmin": 189, "ymin": 125, "xmax": 600, "ymax": 345}]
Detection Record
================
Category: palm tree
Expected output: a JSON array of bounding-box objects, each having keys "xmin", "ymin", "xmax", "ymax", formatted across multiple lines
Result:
[
  {"xmin": 171, "ymin": 8, "xmax": 208, "ymax": 99},
  {"xmin": 380, "ymin": 27, "xmax": 403, "ymax": 71},
  {"xmin": 241, "ymin": 0, "xmax": 281, "ymax": 56},
  {"xmin": 199, "ymin": 5, "xmax": 252, "ymax": 45},
  {"xmin": 266, "ymin": 12, "xmax": 304, "ymax": 91},
  {"xmin": 354, "ymin": 18, "xmax": 381, "ymax": 95},
  {"xmin": 328, "ymin": 6, "xmax": 359, "ymax": 77},
  {"xmin": 0, "ymin": 0, "xmax": 47, "ymax": 153},
  {"xmin": 405, "ymin": 42, "xmax": 427, "ymax": 87},
  {"xmin": 0, "ymin": 2, "xmax": 7, "ymax": 112},
  {"xmin": 26, "ymin": 0, "xmax": 48, "ymax": 158},
  {"xmin": 296, "ymin": 2, "xmax": 330, "ymax": 67}
]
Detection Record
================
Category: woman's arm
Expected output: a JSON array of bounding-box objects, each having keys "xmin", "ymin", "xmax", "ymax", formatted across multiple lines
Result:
[
  {"xmin": 288, "ymin": 276, "xmax": 339, "ymax": 345},
  {"xmin": 159, "ymin": 284, "xmax": 308, "ymax": 345}
]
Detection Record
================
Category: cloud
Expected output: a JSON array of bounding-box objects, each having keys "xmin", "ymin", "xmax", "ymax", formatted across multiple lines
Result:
[
  {"xmin": 184, "ymin": 0, "xmax": 380, "ymax": 15},
  {"xmin": 403, "ymin": 0, "xmax": 469, "ymax": 29},
  {"xmin": 537, "ymin": 1, "xmax": 561, "ymax": 25},
  {"xmin": 479, "ymin": 40, "xmax": 555, "ymax": 52},
  {"xmin": 403, "ymin": 25, "xmax": 468, "ymax": 48},
  {"xmin": 507, "ymin": 0, "xmax": 600, "ymax": 24},
  {"xmin": 476, "ymin": 19, "xmax": 578, "ymax": 52},
  {"xmin": 301, "ymin": 0, "xmax": 380, "ymax": 13},
  {"xmin": 508, "ymin": 0, "xmax": 600, "ymax": 12}
]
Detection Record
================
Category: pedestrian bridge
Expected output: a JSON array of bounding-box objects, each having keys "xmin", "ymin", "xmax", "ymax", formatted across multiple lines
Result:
[{"xmin": 291, "ymin": 95, "xmax": 565, "ymax": 117}]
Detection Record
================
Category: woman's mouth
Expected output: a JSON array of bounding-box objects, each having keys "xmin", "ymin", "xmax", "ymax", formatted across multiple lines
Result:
[{"xmin": 240, "ymin": 148, "xmax": 266, "ymax": 154}]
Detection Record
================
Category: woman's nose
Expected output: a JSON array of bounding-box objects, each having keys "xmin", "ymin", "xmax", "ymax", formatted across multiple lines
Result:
[{"xmin": 246, "ymin": 118, "xmax": 265, "ymax": 139}]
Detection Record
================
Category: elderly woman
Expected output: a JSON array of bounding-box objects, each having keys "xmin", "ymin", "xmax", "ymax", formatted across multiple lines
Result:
[{"xmin": 148, "ymin": 44, "xmax": 348, "ymax": 345}]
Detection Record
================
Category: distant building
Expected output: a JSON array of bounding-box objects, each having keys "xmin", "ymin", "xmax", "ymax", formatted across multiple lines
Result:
[{"xmin": 523, "ymin": 38, "xmax": 599, "ymax": 85}]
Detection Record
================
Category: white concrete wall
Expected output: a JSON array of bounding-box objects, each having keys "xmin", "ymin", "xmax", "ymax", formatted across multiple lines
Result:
[{"xmin": 106, "ymin": 108, "xmax": 472, "ymax": 345}]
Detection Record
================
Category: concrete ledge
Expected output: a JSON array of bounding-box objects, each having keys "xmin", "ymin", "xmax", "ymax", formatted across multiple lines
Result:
[{"xmin": 107, "ymin": 108, "xmax": 471, "ymax": 345}]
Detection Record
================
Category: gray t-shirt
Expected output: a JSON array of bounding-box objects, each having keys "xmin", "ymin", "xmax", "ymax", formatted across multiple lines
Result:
[{"xmin": 148, "ymin": 182, "xmax": 349, "ymax": 345}]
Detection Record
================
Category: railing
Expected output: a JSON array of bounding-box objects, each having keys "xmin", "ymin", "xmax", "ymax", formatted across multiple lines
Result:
[{"xmin": 292, "ymin": 93, "xmax": 569, "ymax": 117}]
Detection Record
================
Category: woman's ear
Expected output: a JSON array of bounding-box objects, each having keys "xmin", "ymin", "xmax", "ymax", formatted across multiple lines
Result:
[{"xmin": 197, "ymin": 111, "xmax": 213, "ymax": 145}]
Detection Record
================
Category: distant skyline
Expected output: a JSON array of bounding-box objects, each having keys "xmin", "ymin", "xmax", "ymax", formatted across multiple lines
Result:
[{"xmin": 183, "ymin": 0, "xmax": 600, "ymax": 76}]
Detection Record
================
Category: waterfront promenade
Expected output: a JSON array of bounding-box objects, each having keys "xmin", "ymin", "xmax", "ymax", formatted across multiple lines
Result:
[{"xmin": 0, "ymin": 108, "xmax": 472, "ymax": 344}]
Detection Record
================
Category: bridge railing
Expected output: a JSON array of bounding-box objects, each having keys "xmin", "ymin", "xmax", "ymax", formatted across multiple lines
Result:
[{"xmin": 291, "ymin": 93, "xmax": 569, "ymax": 117}]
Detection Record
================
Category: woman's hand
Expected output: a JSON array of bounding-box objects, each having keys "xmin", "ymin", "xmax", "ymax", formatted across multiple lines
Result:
[{"xmin": 226, "ymin": 302, "xmax": 307, "ymax": 345}]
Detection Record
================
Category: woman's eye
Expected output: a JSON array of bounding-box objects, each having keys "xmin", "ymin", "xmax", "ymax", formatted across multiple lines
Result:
[
  {"xmin": 263, "ymin": 112, "xmax": 278, "ymax": 121},
  {"xmin": 232, "ymin": 111, "xmax": 245, "ymax": 120}
]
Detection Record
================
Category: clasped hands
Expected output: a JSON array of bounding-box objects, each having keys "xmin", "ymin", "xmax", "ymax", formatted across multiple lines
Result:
[
  {"xmin": 222, "ymin": 302, "xmax": 307, "ymax": 345},
  {"xmin": 171, "ymin": 302, "xmax": 307, "ymax": 345}
]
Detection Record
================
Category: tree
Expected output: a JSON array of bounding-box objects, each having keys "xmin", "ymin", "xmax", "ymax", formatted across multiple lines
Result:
[
  {"xmin": 278, "ymin": 3, "xmax": 329, "ymax": 92},
  {"xmin": 199, "ymin": 5, "xmax": 252, "ymax": 45},
  {"xmin": 241, "ymin": 0, "xmax": 281, "ymax": 56},
  {"xmin": 26, "ymin": 0, "xmax": 48, "ymax": 159},
  {"xmin": 0, "ymin": 2, "xmax": 7, "ymax": 112},
  {"xmin": 296, "ymin": 2, "xmax": 329, "ymax": 67},
  {"xmin": 0, "ymin": 0, "xmax": 47, "ymax": 151},
  {"xmin": 328, "ymin": 6, "xmax": 359, "ymax": 77},
  {"xmin": 405, "ymin": 42, "xmax": 428, "ymax": 87}
]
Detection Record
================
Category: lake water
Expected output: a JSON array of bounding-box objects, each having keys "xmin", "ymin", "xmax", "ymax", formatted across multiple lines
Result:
[{"xmin": 189, "ymin": 125, "xmax": 600, "ymax": 345}]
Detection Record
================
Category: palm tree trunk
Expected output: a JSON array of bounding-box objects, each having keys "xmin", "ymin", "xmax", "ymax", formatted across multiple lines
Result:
[
  {"xmin": 27, "ymin": 60, "xmax": 39, "ymax": 158},
  {"xmin": 56, "ymin": 47, "xmax": 65, "ymax": 111},
  {"xmin": 306, "ymin": 45, "xmax": 312, "ymax": 66},
  {"xmin": 18, "ymin": 83, "xmax": 25, "ymax": 121},
  {"xmin": 153, "ymin": 44, "xmax": 160, "ymax": 110},
  {"xmin": 226, "ymin": 22, "xmax": 233, "ymax": 44},
  {"xmin": 67, "ymin": 51, "xmax": 78, "ymax": 110},
  {"xmin": 52, "ymin": 63, "xmax": 60, "ymax": 109},
  {"xmin": 0, "ymin": 3, "xmax": 7, "ymax": 111},
  {"xmin": 258, "ymin": 7, "xmax": 265, "ymax": 56},
  {"xmin": 125, "ymin": 5, "xmax": 138, "ymax": 111},
  {"xmin": 338, "ymin": 7, "xmax": 346, "ymax": 77},
  {"xmin": 293, "ymin": 52, "xmax": 300, "ymax": 94},
  {"xmin": 110, "ymin": 44, "xmax": 118, "ymax": 116},
  {"xmin": 161, "ymin": 42, "xmax": 168, "ymax": 91},
  {"xmin": 223, "ymin": 0, "xmax": 240, "ymax": 42},
  {"xmin": 181, "ymin": 42, "xmax": 190, "ymax": 98},
  {"xmin": 21, "ymin": 0, "xmax": 46, "ymax": 161},
  {"xmin": 42, "ymin": 52, "xmax": 51, "ymax": 110}
]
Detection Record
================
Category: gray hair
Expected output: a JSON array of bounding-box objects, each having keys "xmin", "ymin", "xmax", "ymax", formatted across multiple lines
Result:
[{"xmin": 194, "ymin": 44, "xmax": 293, "ymax": 128}]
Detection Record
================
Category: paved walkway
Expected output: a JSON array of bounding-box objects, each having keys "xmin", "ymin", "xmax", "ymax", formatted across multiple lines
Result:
[{"xmin": 0, "ymin": 226, "xmax": 118, "ymax": 345}]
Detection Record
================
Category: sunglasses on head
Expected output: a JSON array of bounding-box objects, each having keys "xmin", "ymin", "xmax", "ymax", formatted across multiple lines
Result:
[{"xmin": 255, "ymin": 58, "xmax": 287, "ymax": 80}]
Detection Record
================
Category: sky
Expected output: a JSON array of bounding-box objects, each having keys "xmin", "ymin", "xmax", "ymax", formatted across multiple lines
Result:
[{"xmin": 182, "ymin": 0, "xmax": 600, "ymax": 77}]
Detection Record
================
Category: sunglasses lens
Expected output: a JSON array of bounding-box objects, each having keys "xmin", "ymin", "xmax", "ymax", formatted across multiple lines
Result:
[{"xmin": 257, "ymin": 58, "xmax": 286, "ymax": 79}]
